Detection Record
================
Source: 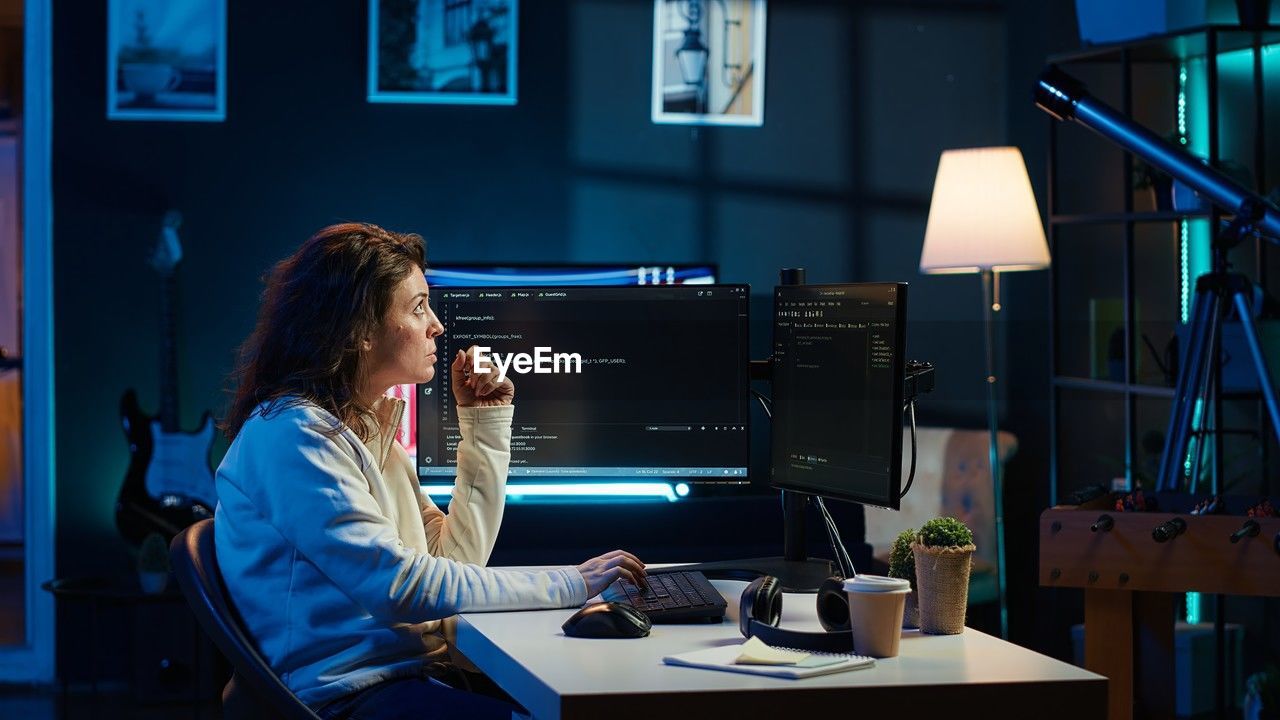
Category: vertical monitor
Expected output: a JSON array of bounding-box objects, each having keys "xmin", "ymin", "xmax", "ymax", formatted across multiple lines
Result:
[
  {"xmin": 770, "ymin": 283, "xmax": 908, "ymax": 509},
  {"xmin": 417, "ymin": 285, "xmax": 751, "ymax": 483}
]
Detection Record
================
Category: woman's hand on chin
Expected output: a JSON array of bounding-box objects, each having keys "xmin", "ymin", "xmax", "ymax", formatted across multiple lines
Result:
[{"xmin": 451, "ymin": 347, "xmax": 515, "ymax": 407}]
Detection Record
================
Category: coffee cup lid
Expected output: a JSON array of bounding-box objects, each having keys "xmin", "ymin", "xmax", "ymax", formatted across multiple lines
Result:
[{"xmin": 843, "ymin": 574, "xmax": 911, "ymax": 593}]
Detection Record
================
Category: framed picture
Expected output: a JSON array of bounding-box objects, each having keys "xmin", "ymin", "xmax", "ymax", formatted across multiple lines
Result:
[
  {"xmin": 107, "ymin": 0, "xmax": 226, "ymax": 121},
  {"xmin": 651, "ymin": 0, "xmax": 766, "ymax": 127},
  {"xmin": 369, "ymin": 0, "xmax": 519, "ymax": 105}
]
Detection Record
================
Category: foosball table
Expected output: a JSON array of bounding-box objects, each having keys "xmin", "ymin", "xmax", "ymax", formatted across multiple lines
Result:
[{"xmin": 1040, "ymin": 490, "xmax": 1280, "ymax": 720}]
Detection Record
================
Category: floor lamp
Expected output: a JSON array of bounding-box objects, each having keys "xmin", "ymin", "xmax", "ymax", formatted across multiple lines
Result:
[{"xmin": 918, "ymin": 147, "xmax": 1050, "ymax": 640}]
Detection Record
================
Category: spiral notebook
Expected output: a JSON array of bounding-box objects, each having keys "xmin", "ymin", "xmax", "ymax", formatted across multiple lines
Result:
[{"xmin": 662, "ymin": 642, "xmax": 875, "ymax": 679}]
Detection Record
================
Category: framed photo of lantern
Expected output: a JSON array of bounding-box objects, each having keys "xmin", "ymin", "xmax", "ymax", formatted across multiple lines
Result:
[{"xmin": 651, "ymin": 0, "xmax": 766, "ymax": 126}]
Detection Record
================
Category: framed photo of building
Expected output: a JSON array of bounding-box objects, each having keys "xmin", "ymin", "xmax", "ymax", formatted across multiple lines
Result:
[
  {"xmin": 369, "ymin": 0, "xmax": 519, "ymax": 105},
  {"xmin": 651, "ymin": 0, "xmax": 766, "ymax": 127},
  {"xmin": 107, "ymin": 0, "xmax": 226, "ymax": 121}
]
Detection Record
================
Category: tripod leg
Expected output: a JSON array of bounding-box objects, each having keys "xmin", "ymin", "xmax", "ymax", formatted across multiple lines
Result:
[
  {"xmin": 1159, "ymin": 288, "xmax": 1218, "ymax": 490},
  {"xmin": 1185, "ymin": 293, "xmax": 1222, "ymax": 493},
  {"xmin": 1187, "ymin": 318, "xmax": 1219, "ymax": 494},
  {"xmin": 1232, "ymin": 291, "xmax": 1280, "ymax": 445},
  {"xmin": 1195, "ymin": 291, "xmax": 1227, "ymax": 491}
]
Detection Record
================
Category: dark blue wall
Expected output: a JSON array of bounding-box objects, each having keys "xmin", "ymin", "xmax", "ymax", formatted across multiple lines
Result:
[{"xmin": 50, "ymin": 0, "xmax": 1079, "ymax": 681}]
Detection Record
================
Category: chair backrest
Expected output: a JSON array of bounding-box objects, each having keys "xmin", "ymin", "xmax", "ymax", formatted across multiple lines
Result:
[
  {"xmin": 170, "ymin": 519, "xmax": 322, "ymax": 720},
  {"xmin": 864, "ymin": 426, "xmax": 1019, "ymax": 569}
]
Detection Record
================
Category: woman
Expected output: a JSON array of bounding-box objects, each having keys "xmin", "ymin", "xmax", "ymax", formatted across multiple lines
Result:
[{"xmin": 215, "ymin": 223, "xmax": 647, "ymax": 719}]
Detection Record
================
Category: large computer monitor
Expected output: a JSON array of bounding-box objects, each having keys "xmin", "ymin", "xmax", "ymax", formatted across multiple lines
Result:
[
  {"xmin": 390, "ymin": 263, "xmax": 718, "ymax": 464},
  {"xmin": 769, "ymin": 282, "xmax": 908, "ymax": 510},
  {"xmin": 425, "ymin": 263, "xmax": 717, "ymax": 287},
  {"xmin": 416, "ymin": 285, "xmax": 751, "ymax": 487}
]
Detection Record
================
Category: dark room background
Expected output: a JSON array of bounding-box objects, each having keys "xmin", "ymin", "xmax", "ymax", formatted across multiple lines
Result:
[{"xmin": 49, "ymin": 0, "xmax": 1083, "ymax": 682}]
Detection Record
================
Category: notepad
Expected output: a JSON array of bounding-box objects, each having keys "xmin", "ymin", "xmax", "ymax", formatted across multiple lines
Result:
[
  {"xmin": 664, "ymin": 641, "xmax": 875, "ymax": 679},
  {"xmin": 729, "ymin": 636, "xmax": 850, "ymax": 668},
  {"xmin": 735, "ymin": 636, "xmax": 811, "ymax": 665}
]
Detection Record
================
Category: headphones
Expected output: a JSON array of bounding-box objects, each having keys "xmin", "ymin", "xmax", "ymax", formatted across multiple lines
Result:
[{"xmin": 738, "ymin": 575, "xmax": 854, "ymax": 653}]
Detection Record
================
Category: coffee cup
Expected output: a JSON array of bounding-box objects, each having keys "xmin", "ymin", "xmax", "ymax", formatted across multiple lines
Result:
[
  {"xmin": 122, "ymin": 63, "xmax": 181, "ymax": 100},
  {"xmin": 843, "ymin": 574, "xmax": 910, "ymax": 658}
]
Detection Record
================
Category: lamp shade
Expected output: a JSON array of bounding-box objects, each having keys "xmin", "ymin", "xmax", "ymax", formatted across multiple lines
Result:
[{"xmin": 919, "ymin": 147, "xmax": 1050, "ymax": 274}]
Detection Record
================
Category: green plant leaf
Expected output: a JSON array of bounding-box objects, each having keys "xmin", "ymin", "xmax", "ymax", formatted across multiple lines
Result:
[
  {"xmin": 888, "ymin": 528, "xmax": 916, "ymax": 587},
  {"xmin": 918, "ymin": 517, "xmax": 974, "ymax": 548}
]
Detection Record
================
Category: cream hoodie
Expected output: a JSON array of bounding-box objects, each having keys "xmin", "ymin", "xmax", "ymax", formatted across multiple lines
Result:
[{"xmin": 214, "ymin": 397, "xmax": 588, "ymax": 709}]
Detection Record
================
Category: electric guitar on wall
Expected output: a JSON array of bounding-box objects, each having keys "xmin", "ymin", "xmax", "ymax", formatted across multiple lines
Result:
[{"xmin": 116, "ymin": 210, "xmax": 216, "ymax": 544}]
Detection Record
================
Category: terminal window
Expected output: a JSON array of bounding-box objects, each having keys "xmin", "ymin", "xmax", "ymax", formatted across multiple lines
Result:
[
  {"xmin": 418, "ymin": 285, "xmax": 751, "ymax": 482},
  {"xmin": 770, "ymin": 283, "xmax": 906, "ymax": 508}
]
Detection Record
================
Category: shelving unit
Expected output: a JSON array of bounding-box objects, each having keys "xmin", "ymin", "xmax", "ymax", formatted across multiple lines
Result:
[{"xmin": 1047, "ymin": 25, "xmax": 1280, "ymax": 504}]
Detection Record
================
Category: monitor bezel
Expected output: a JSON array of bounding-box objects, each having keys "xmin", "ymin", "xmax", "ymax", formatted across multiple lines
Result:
[
  {"xmin": 417, "ymin": 282, "xmax": 753, "ymax": 485},
  {"xmin": 768, "ymin": 282, "xmax": 908, "ymax": 510}
]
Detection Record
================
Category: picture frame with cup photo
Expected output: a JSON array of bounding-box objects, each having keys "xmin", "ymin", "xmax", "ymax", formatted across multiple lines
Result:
[{"xmin": 107, "ymin": 0, "xmax": 227, "ymax": 122}]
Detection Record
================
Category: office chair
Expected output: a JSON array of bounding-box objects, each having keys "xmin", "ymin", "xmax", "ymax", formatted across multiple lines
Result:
[
  {"xmin": 864, "ymin": 426, "xmax": 1018, "ymax": 605},
  {"xmin": 170, "ymin": 519, "xmax": 322, "ymax": 720}
]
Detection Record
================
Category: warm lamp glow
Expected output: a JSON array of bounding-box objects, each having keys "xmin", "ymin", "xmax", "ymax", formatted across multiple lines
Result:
[
  {"xmin": 919, "ymin": 147, "xmax": 1049, "ymax": 274},
  {"xmin": 917, "ymin": 146, "xmax": 1047, "ymax": 641}
]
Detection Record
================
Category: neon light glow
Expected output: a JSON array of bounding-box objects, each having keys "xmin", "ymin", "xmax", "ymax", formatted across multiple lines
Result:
[
  {"xmin": 1180, "ymin": 60, "xmax": 1212, "ymax": 324},
  {"xmin": 420, "ymin": 482, "xmax": 682, "ymax": 502},
  {"xmin": 1178, "ymin": 62, "xmax": 1190, "ymax": 323},
  {"xmin": 1177, "ymin": 63, "xmax": 1188, "ymax": 144}
]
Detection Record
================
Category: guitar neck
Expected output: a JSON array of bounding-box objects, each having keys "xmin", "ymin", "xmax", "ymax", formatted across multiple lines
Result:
[{"xmin": 159, "ymin": 273, "xmax": 180, "ymax": 432}]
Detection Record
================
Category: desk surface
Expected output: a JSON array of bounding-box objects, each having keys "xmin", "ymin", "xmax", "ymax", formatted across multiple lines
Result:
[{"xmin": 457, "ymin": 579, "xmax": 1106, "ymax": 720}]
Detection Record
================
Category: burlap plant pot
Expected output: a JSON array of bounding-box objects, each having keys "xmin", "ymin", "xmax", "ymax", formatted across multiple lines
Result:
[{"xmin": 911, "ymin": 542, "xmax": 976, "ymax": 635}]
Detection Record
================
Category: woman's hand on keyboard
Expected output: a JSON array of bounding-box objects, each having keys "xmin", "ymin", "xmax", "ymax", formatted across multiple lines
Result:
[{"xmin": 576, "ymin": 549, "xmax": 647, "ymax": 597}]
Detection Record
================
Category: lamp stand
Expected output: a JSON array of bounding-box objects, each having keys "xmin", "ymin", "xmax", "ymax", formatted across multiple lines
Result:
[{"xmin": 981, "ymin": 269, "xmax": 1009, "ymax": 640}]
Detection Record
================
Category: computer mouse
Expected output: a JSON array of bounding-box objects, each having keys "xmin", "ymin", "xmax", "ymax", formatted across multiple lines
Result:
[{"xmin": 561, "ymin": 602, "xmax": 652, "ymax": 639}]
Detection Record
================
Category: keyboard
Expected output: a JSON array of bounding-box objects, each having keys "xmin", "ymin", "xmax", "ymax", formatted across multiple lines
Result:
[{"xmin": 601, "ymin": 569, "xmax": 728, "ymax": 623}]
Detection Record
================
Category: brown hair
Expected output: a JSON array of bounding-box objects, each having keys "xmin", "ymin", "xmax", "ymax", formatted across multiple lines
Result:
[{"xmin": 222, "ymin": 222, "xmax": 425, "ymax": 441}]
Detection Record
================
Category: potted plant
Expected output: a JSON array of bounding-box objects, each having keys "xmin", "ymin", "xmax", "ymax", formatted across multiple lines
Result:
[
  {"xmin": 911, "ymin": 517, "xmax": 975, "ymax": 635},
  {"xmin": 137, "ymin": 532, "xmax": 171, "ymax": 594},
  {"xmin": 888, "ymin": 528, "xmax": 919, "ymax": 629}
]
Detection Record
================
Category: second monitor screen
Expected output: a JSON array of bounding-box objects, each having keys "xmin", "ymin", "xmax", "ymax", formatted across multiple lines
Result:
[
  {"xmin": 770, "ymin": 283, "xmax": 907, "ymax": 509},
  {"xmin": 418, "ymin": 285, "xmax": 751, "ymax": 482}
]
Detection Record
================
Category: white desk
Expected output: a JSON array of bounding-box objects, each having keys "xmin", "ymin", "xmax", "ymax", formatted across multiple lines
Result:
[{"xmin": 457, "ymin": 579, "xmax": 1106, "ymax": 720}]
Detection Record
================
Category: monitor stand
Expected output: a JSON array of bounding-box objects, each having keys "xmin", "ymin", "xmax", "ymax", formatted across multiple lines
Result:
[
  {"xmin": 691, "ymin": 266, "xmax": 838, "ymax": 594},
  {"xmin": 683, "ymin": 490, "xmax": 838, "ymax": 593}
]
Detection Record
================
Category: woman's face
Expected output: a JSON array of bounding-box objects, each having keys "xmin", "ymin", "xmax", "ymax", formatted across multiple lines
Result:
[{"xmin": 365, "ymin": 269, "xmax": 444, "ymax": 391}]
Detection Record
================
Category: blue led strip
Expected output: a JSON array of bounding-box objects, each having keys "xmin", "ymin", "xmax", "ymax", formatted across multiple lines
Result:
[
  {"xmin": 1178, "ymin": 59, "xmax": 1196, "ymax": 623},
  {"xmin": 421, "ymin": 466, "xmax": 747, "ymax": 477},
  {"xmin": 419, "ymin": 482, "xmax": 686, "ymax": 502},
  {"xmin": 1178, "ymin": 62, "xmax": 1190, "ymax": 324}
]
